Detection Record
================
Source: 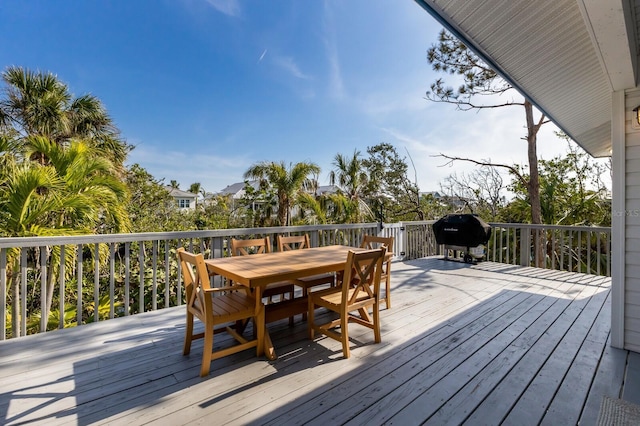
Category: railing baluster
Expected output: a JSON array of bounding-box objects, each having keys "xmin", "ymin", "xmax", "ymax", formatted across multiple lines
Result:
[
  {"xmin": 152, "ymin": 240, "xmax": 158, "ymax": 311},
  {"xmin": 560, "ymin": 231, "xmax": 565, "ymax": 271},
  {"xmin": 578, "ymin": 231, "xmax": 582, "ymax": 273},
  {"xmin": 21, "ymin": 249, "xmax": 27, "ymax": 336},
  {"xmin": 59, "ymin": 245, "xmax": 65, "ymax": 329},
  {"xmin": 551, "ymin": 229, "xmax": 556, "ymax": 270},
  {"xmin": 109, "ymin": 243, "xmax": 115, "ymax": 319},
  {"xmin": 77, "ymin": 244, "xmax": 83, "ymax": 327},
  {"xmin": 125, "ymin": 242, "xmax": 130, "ymax": 316},
  {"xmin": 40, "ymin": 246, "xmax": 47, "ymax": 332},
  {"xmin": 512, "ymin": 227, "xmax": 517, "ymax": 265},
  {"xmin": 587, "ymin": 231, "xmax": 591, "ymax": 275},
  {"xmin": 568, "ymin": 230, "xmax": 573, "ymax": 272},
  {"xmin": 139, "ymin": 243, "xmax": 145, "ymax": 313},
  {"xmin": 94, "ymin": 244, "xmax": 100, "ymax": 323},
  {"xmin": 164, "ymin": 240, "xmax": 170, "ymax": 308}
]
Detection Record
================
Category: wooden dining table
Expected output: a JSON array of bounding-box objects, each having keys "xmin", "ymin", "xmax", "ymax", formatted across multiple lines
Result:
[{"xmin": 204, "ymin": 244, "xmax": 368, "ymax": 360}]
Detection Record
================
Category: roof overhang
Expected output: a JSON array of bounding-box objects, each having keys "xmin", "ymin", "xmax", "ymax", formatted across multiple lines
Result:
[{"xmin": 415, "ymin": 0, "xmax": 640, "ymax": 157}]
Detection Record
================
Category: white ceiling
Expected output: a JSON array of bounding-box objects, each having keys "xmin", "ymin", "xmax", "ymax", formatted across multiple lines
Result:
[{"xmin": 415, "ymin": 0, "xmax": 640, "ymax": 157}]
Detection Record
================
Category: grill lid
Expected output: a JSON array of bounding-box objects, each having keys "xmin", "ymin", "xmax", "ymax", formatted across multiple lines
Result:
[{"xmin": 432, "ymin": 214, "xmax": 492, "ymax": 247}]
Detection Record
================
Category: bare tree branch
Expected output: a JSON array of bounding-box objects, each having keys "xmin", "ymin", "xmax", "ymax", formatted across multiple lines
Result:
[{"xmin": 433, "ymin": 153, "xmax": 528, "ymax": 188}]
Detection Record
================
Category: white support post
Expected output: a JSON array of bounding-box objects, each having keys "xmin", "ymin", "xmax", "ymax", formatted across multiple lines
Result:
[{"xmin": 611, "ymin": 90, "xmax": 626, "ymax": 349}]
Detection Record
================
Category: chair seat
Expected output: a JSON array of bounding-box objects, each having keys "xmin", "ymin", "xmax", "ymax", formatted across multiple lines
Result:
[
  {"xmin": 210, "ymin": 291, "xmax": 257, "ymax": 321},
  {"xmin": 311, "ymin": 286, "xmax": 374, "ymax": 309}
]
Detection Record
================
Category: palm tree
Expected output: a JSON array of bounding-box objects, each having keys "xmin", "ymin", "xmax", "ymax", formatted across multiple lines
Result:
[
  {"xmin": 1, "ymin": 137, "xmax": 130, "ymax": 336},
  {"xmin": 1, "ymin": 164, "xmax": 71, "ymax": 337},
  {"xmin": 23, "ymin": 135, "xmax": 130, "ymax": 233},
  {"xmin": 244, "ymin": 161, "xmax": 320, "ymax": 226},
  {"xmin": 0, "ymin": 66, "xmax": 131, "ymax": 171},
  {"xmin": 329, "ymin": 150, "xmax": 372, "ymax": 223}
]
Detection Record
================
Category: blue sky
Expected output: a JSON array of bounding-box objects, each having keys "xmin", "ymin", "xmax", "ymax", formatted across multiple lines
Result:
[{"xmin": 0, "ymin": 0, "xmax": 572, "ymax": 194}]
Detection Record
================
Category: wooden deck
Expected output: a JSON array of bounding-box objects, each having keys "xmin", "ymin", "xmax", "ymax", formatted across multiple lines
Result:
[{"xmin": 0, "ymin": 257, "xmax": 635, "ymax": 425}]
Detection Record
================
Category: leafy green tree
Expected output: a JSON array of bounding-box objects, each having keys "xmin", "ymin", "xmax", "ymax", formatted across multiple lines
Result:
[
  {"xmin": 244, "ymin": 161, "xmax": 321, "ymax": 226},
  {"xmin": 189, "ymin": 182, "xmax": 206, "ymax": 198},
  {"xmin": 295, "ymin": 192, "xmax": 328, "ymax": 225},
  {"xmin": 329, "ymin": 150, "xmax": 372, "ymax": 223},
  {"xmin": 362, "ymin": 143, "xmax": 424, "ymax": 221},
  {"xmin": 502, "ymin": 140, "xmax": 610, "ymax": 226},
  {"xmin": 125, "ymin": 164, "xmax": 194, "ymax": 232},
  {"xmin": 237, "ymin": 180, "xmax": 277, "ymax": 227}
]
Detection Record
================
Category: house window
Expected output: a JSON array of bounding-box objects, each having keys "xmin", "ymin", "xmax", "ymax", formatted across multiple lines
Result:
[{"xmin": 178, "ymin": 199, "xmax": 190, "ymax": 208}]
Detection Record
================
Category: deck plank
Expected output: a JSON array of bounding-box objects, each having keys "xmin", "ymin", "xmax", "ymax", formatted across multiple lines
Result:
[{"xmin": 0, "ymin": 258, "xmax": 630, "ymax": 426}]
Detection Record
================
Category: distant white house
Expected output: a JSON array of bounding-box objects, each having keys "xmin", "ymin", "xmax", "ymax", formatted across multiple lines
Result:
[
  {"xmin": 166, "ymin": 187, "xmax": 197, "ymax": 210},
  {"xmin": 218, "ymin": 180, "xmax": 260, "ymax": 200}
]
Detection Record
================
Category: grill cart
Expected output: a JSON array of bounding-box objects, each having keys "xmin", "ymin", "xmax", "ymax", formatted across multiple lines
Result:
[{"xmin": 432, "ymin": 214, "xmax": 492, "ymax": 263}]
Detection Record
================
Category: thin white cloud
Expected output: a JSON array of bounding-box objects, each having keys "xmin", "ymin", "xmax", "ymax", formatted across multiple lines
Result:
[
  {"xmin": 205, "ymin": 0, "xmax": 241, "ymax": 17},
  {"xmin": 273, "ymin": 56, "xmax": 312, "ymax": 80},
  {"xmin": 258, "ymin": 49, "xmax": 267, "ymax": 63}
]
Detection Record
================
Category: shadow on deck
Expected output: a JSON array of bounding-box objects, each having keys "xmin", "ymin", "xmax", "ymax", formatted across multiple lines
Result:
[{"xmin": 0, "ymin": 257, "xmax": 634, "ymax": 425}]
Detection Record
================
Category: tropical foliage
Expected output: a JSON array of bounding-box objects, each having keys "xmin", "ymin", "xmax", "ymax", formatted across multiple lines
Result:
[
  {"xmin": 244, "ymin": 160, "xmax": 320, "ymax": 226},
  {"xmin": 0, "ymin": 65, "xmax": 613, "ymax": 339}
]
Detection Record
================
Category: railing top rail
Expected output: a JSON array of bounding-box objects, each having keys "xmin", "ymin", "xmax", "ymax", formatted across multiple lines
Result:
[
  {"xmin": 0, "ymin": 222, "xmax": 380, "ymax": 248},
  {"xmin": 488, "ymin": 222, "xmax": 611, "ymax": 233}
]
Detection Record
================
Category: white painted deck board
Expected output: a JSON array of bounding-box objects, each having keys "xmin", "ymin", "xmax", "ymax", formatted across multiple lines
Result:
[{"xmin": 0, "ymin": 257, "xmax": 632, "ymax": 426}]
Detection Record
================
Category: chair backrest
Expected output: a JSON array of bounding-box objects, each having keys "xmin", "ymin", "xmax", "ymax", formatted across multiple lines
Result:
[
  {"xmin": 230, "ymin": 237, "xmax": 272, "ymax": 256},
  {"xmin": 277, "ymin": 234, "xmax": 310, "ymax": 251},
  {"xmin": 177, "ymin": 247, "xmax": 211, "ymax": 317},
  {"xmin": 342, "ymin": 247, "xmax": 386, "ymax": 305},
  {"xmin": 360, "ymin": 235, "xmax": 394, "ymax": 253}
]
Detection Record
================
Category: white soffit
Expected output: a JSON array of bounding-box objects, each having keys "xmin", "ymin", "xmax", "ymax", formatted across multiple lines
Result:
[
  {"xmin": 416, "ymin": 0, "xmax": 639, "ymax": 157},
  {"xmin": 579, "ymin": 0, "xmax": 636, "ymax": 91}
]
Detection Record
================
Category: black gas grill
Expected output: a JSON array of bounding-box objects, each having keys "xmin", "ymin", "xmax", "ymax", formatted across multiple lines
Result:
[{"xmin": 432, "ymin": 214, "xmax": 492, "ymax": 263}]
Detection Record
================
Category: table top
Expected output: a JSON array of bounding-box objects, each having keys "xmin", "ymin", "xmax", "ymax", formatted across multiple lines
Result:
[{"xmin": 204, "ymin": 245, "xmax": 367, "ymax": 288}]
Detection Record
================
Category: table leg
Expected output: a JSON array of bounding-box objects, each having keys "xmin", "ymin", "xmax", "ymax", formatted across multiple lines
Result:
[
  {"xmin": 254, "ymin": 286, "xmax": 277, "ymax": 360},
  {"xmin": 264, "ymin": 330, "xmax": 276, "ymax": 360}
]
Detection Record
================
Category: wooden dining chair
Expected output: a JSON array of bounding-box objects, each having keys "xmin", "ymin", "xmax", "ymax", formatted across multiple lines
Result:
[
  {"xmin": 308, "ymin": 247, "xmax": 386, "ymax": 358},
  {"xmin": 177, "ymin": 248, "xmax": 264, "ymax": 377},
  {"xmin": 360, "ymin": 235, "xmax": 394, "ymax": 309},
  {"xmin": 277, "ymin": 234, "xmax": 335, "ymax": 290},
  {"xmin": 230, "ymin": 237, "xmax": 296, "ymax": 325},
  {"xmin": 277, "ymin": 234, "xmax": 335, "ymax": 319}
]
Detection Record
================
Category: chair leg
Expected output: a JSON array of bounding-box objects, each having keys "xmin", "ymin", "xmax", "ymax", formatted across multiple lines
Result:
[
  {"xmin": 373, "ymin": 302, "xmax": 381, "ymax": 343},
  {"xmin": 200, "ymin": 325, "xmax": 214, "ymax": 377},
  {"xmin": 183, "ymin": 311, "xmax": 194, "ymax": 355},
  {"xmin": 385, "ymin": 275, "xmax": 391, "ymax": 309},
  {"xmin": 341, "ymin": 312, "xmax": 350, "ymax": 358}
]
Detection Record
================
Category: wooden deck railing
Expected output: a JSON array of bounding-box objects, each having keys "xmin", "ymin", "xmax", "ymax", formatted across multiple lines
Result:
[{"xmin": 0, "ymin": 221, "xmax": 610, "ymax": 339}]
